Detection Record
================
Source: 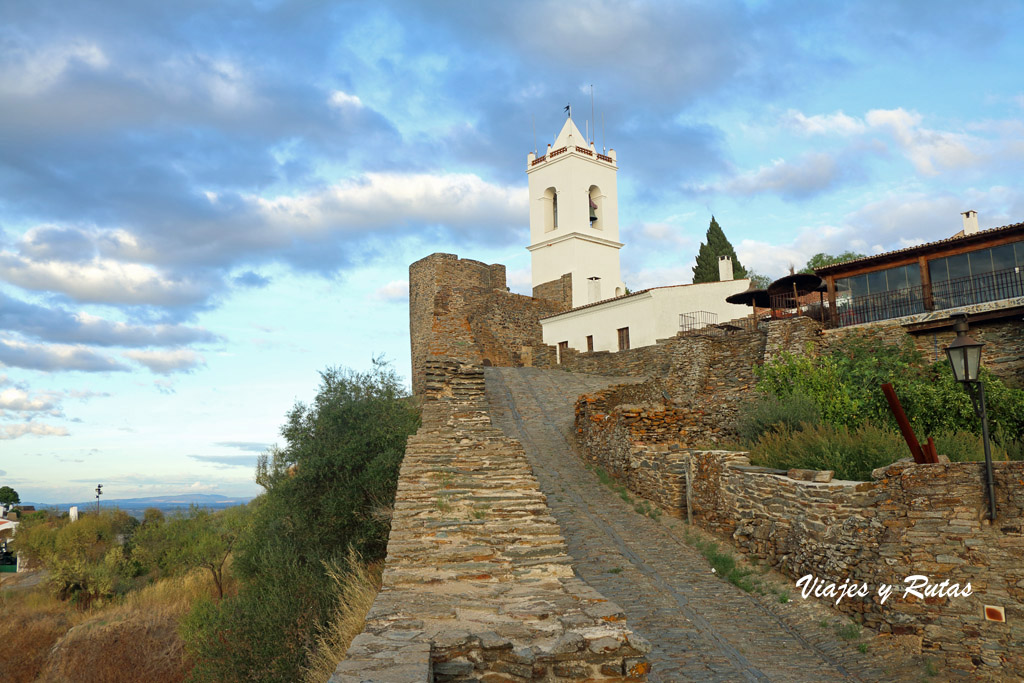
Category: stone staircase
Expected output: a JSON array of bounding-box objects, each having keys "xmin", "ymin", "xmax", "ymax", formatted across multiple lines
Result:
[{"xmin": 331, "ymin": 360, "xmax": 649, "ymax": 682}]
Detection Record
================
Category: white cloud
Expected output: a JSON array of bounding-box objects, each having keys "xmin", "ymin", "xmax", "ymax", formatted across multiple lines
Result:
[
  {"xmin": 784, "ymin": 109, "xmax": 866, "ymax": 136},
  {"xmin": 0, "ymin": 41, "xmax": 108, "ymax": 97},
  {"xmin": 0, "ymin": 339, "xmax": 128, "ymax": 372},
  {"xmin": 639, "ymin": 222, "xmax": 694, "ymax": 249},
  {"xmin": 1, "ymin": 423, "xmax": 70, "ymax": 440},
  {"xmin": 123, "ymin": 349, "xmax": 206, "ymax": 375},
  {"xmin": 865, "ymin": 108, "xmax": 979, "ymax": 175},
  {"xmin": 711, "ymin": 153, "xmax": 842, "ymax": 199},
  {"xmin": 505, "ymin": 267, "xmax": 532, "ymax": 295},
  {"xmin": 0, "ymin": 252, "xmax": 214, "ymax": 307},
  {"xmin": 373, "ymin": 280, "xmax": 408, "ymax": 302},
  {"xmin": 329, "ymin": 90, "xmax": 363, "ymax": 109},
  {"xmin": 733, "ymin": 186, "xmax": 1024, "ymax": 280},
  {"xmin": 0, "ymin": 388, "xmax": 58, "ymax": 413},
  {"xmin": 250, "ymin": 172, "xmax": 527, "ymax": 237}
]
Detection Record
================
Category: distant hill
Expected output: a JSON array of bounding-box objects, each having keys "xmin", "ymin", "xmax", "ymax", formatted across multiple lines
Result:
[{"xmin": 21, "ymin": 494, "xmax": 253, "ymax": 517}]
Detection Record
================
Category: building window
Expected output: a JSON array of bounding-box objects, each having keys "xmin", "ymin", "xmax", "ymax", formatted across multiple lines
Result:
[
  {"xmin": 586, "ymin": 335, "xmax": 594, "ymax": 352},
  {"xmin": 558, "ymin": 340, "xmax": 568, "ymax": 363},
  {"xmin": 835, "ymin": 263, "xmax": 924, "ymax": 324},
  {"xmin": 589, "ymin": 185, "xmax": 602, "ymax": 230},
  {"xmin": 617, "ymin": 327, "xmax": 629, "ymax": 351},
  {"xmin": 543, "ymin": 187, "xmax": 557, "ymax": 232},
  {"xmin": 928, "ymin": 242, "xmax": 1024, "ymax": 308}
]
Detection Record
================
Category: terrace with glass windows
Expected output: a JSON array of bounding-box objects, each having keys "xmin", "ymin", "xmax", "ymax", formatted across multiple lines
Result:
[{"xmin": 813, "ymin": 214, "xmax": 1024, "ymax": 329}]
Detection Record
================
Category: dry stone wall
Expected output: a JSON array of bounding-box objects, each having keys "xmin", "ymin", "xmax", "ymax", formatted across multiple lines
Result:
[
  {"xmin": 822, "ymin": 316, "xmax": 1024, "ymax": 387},
  {"xmin": 333, "ymin": 360, "xmax": 650, "ymax": 682},
  {"xmin": 569, "ymin": 433, "xmax": 1024, "ymax": 679}
]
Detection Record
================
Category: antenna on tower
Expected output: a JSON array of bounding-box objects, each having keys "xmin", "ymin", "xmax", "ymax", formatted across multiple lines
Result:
[
  {"xmin": 532, "ymin": 115, "xmax": 537, "ymax": 154},
  {"xmin": 602, "ymin": 112, "xmax": 606, "ymax": 154},
  {"xmin": 590, "ymin": 84, "xmax": 595, "ymax": 145}
]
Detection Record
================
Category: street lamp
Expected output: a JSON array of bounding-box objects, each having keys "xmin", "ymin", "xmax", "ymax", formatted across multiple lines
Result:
[{"xmin": 944, "ymin": 316, "xmax": 996, "ymax": 521}]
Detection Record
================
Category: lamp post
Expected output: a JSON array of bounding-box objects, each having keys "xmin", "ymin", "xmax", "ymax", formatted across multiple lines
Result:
[{"xmin": 944, "ymin": 316, "xmax": 996, "ymax": 521}]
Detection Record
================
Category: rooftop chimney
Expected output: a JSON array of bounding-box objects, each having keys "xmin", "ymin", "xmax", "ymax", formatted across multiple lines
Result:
[
  {"xmin": 718, "ymin": 255, "xmax": 733, "ymax": 282},
  {"xmin": 961, "ymin": 210, "xmax": 979, "ymax": 235}
]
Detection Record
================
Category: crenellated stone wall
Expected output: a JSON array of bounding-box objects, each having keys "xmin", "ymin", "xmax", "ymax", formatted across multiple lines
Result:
[
  {"xmin": 332, "ymin": 360, "xmax": 650, "ymax": 682},
  {"xmin": 532, "ymin": 273, "xmax": 573, "ymax": 309},
  {"xmin": 409, "ymin": 254, "xmax": 568, "ymax": 394}
]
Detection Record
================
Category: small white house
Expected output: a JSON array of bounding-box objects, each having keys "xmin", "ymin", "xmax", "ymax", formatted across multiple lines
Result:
[{"xmin": 541, "ymin": 274, "xmax": 752, "ymax": 356}]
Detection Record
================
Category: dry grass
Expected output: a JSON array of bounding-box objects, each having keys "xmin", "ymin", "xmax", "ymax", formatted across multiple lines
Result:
[
  {"xmin": 0, "ymin": 584, "xmax": 73, "ymax": 683},
  {"xmin": 1, "ymin": 569, "xmax": 220, "ymax": 683},
  {"xmin": 302, "ymin": 552, "xmax": 384, "ymax": 683}
]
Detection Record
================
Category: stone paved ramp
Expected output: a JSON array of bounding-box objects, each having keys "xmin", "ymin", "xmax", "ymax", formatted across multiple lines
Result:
[{"xmin": 485, "ymin": 366, "xmax": 906, "ymax": 683}]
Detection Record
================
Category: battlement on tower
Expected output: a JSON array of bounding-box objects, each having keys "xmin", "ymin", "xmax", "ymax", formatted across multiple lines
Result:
[{"xmin": 408, "ymin": 253, "xmax": 568, "ymax": 394}]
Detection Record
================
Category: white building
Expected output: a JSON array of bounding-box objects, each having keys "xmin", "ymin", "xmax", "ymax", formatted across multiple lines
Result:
[
  {"xmin": 527, "ymin": 116, "xmax": 625, "ymax": 307},
  {"xmin": 530, "ymin": 115, "xmax": 751, "ymax": 356}
]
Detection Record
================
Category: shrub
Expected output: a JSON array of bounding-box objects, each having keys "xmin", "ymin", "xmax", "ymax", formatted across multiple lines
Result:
[
  {"xmin": 737, "ymin": 391, "xmax": 821, "ymax": 443},
  {"xmin": 748, "ymin": 422, "xmax": 906, "ymax": 481},
  {"xmin": 754, "ymin": 338, "xmax": 1024, "ymax": 452}
]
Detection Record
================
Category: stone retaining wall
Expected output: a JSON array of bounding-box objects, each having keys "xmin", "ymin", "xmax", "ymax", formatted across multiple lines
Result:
[
  {"xmin": 571, "ymin": 434, "xmax": 1024, "ymax": 678},
  {"xmin": 332, "ymin": 360, "xmax": 650, "ymax": 682},
  {"xmin": 822, "ymin": 314, "xmax": 1024, "ymax": 387}
]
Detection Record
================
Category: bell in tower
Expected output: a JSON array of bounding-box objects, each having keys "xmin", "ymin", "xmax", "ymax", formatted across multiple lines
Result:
[{"xmin": 526, "ymin": 113, "xmax": 623, "ymax": 309}]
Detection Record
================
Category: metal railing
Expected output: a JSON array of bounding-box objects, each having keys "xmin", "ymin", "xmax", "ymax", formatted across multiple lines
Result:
[
  {"xmin": 832, "ymin": 266, "xmax": 1023, "ymax": 328},
  {"xmin": 679, "ymin": 310, "xmax": 716, "ymax": 333}
]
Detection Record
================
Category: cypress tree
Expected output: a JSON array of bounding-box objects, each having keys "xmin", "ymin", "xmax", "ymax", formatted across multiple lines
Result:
[{"xmin": 691, "ymin": 216, "xmax": 746, "ymax": 283}]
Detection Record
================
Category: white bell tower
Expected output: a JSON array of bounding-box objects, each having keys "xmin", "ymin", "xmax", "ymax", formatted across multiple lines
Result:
[{"xmin": 527, "ymin": 115, "xmax": 625, "ymax": 308}]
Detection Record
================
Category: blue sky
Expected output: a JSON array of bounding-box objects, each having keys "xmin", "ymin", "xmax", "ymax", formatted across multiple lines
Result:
[{"xmin": 2, "ymin": 1, "xmax": 1023, "ymax": 503}]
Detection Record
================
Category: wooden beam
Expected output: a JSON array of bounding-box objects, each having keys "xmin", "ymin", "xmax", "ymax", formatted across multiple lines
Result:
[{"xmin": 903, "ymin": 305, "xmax": 1024, "ymax": 333}]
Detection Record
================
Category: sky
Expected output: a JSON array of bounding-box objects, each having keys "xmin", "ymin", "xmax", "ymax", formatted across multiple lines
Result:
[{"xmin": 2, "ymin": 1, "xmax": 1023, "ymax": 503}]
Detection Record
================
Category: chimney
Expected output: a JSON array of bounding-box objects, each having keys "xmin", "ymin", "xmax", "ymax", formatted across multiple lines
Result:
[
  {"xmin": 718, "ymin": 255, "xmax": 733, "ymax": 282},
  {"xmin": 961, "ymin": 210, "xmax": 979, "ymax": 235}
]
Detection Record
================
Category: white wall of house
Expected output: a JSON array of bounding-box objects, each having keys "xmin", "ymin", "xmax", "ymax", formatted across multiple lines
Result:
[{"xmin": 541, "ymin": 279, "xmax": 752, "ymax": 355}]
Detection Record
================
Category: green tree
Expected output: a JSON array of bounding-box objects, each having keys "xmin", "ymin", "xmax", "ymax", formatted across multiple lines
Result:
[
  {"xmin": 692, "ymin": 216, "xmax": 747, "ymax": 283},
  {"xmin": 180, "ymin": 506, "xmax": 249, "ymax": 599},
  {"xmin": 13, "ymin": 508, "xmax": 139, "ymax": 605},
  {"xmin": 745, "ymin": 271, "xmax": 772, "ymax": 289},
  {"xmin": 0, "ymin": 485, "xmax": 20, "ymax": 511},
  {"xmin": 799, "ymin": 251, "xmax": 866, "ymax": 274},
  {"xmin": 183, "ymin": 360, "xmax": 420, "ymax": 682}
]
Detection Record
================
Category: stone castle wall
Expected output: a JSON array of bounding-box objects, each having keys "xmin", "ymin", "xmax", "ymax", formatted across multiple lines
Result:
[
  {"xmin": 532, "ymin": 273, "xmax": 573, "ymax": 309},
  {"xmin": 409, "ymin": 254, "xmax": 568, "ymax": 394},
  {"xmin": 332, "ymin": 360, "xmax": 650, "ymax": 682}
]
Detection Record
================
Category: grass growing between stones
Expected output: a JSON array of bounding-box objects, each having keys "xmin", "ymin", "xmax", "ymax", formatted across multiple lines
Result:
[
  {"xmin": 683, "ymin": 531, "xmax": 759, "ymax": 593},
  {"xmin": 585, "ymin": 464, "xmax": 663, "ymax": 522}
]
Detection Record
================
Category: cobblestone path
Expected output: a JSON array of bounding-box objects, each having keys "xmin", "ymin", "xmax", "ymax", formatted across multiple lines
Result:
[{"xmin": 485, "ymin": 366, "xmax": 904, "ymax": 683}]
